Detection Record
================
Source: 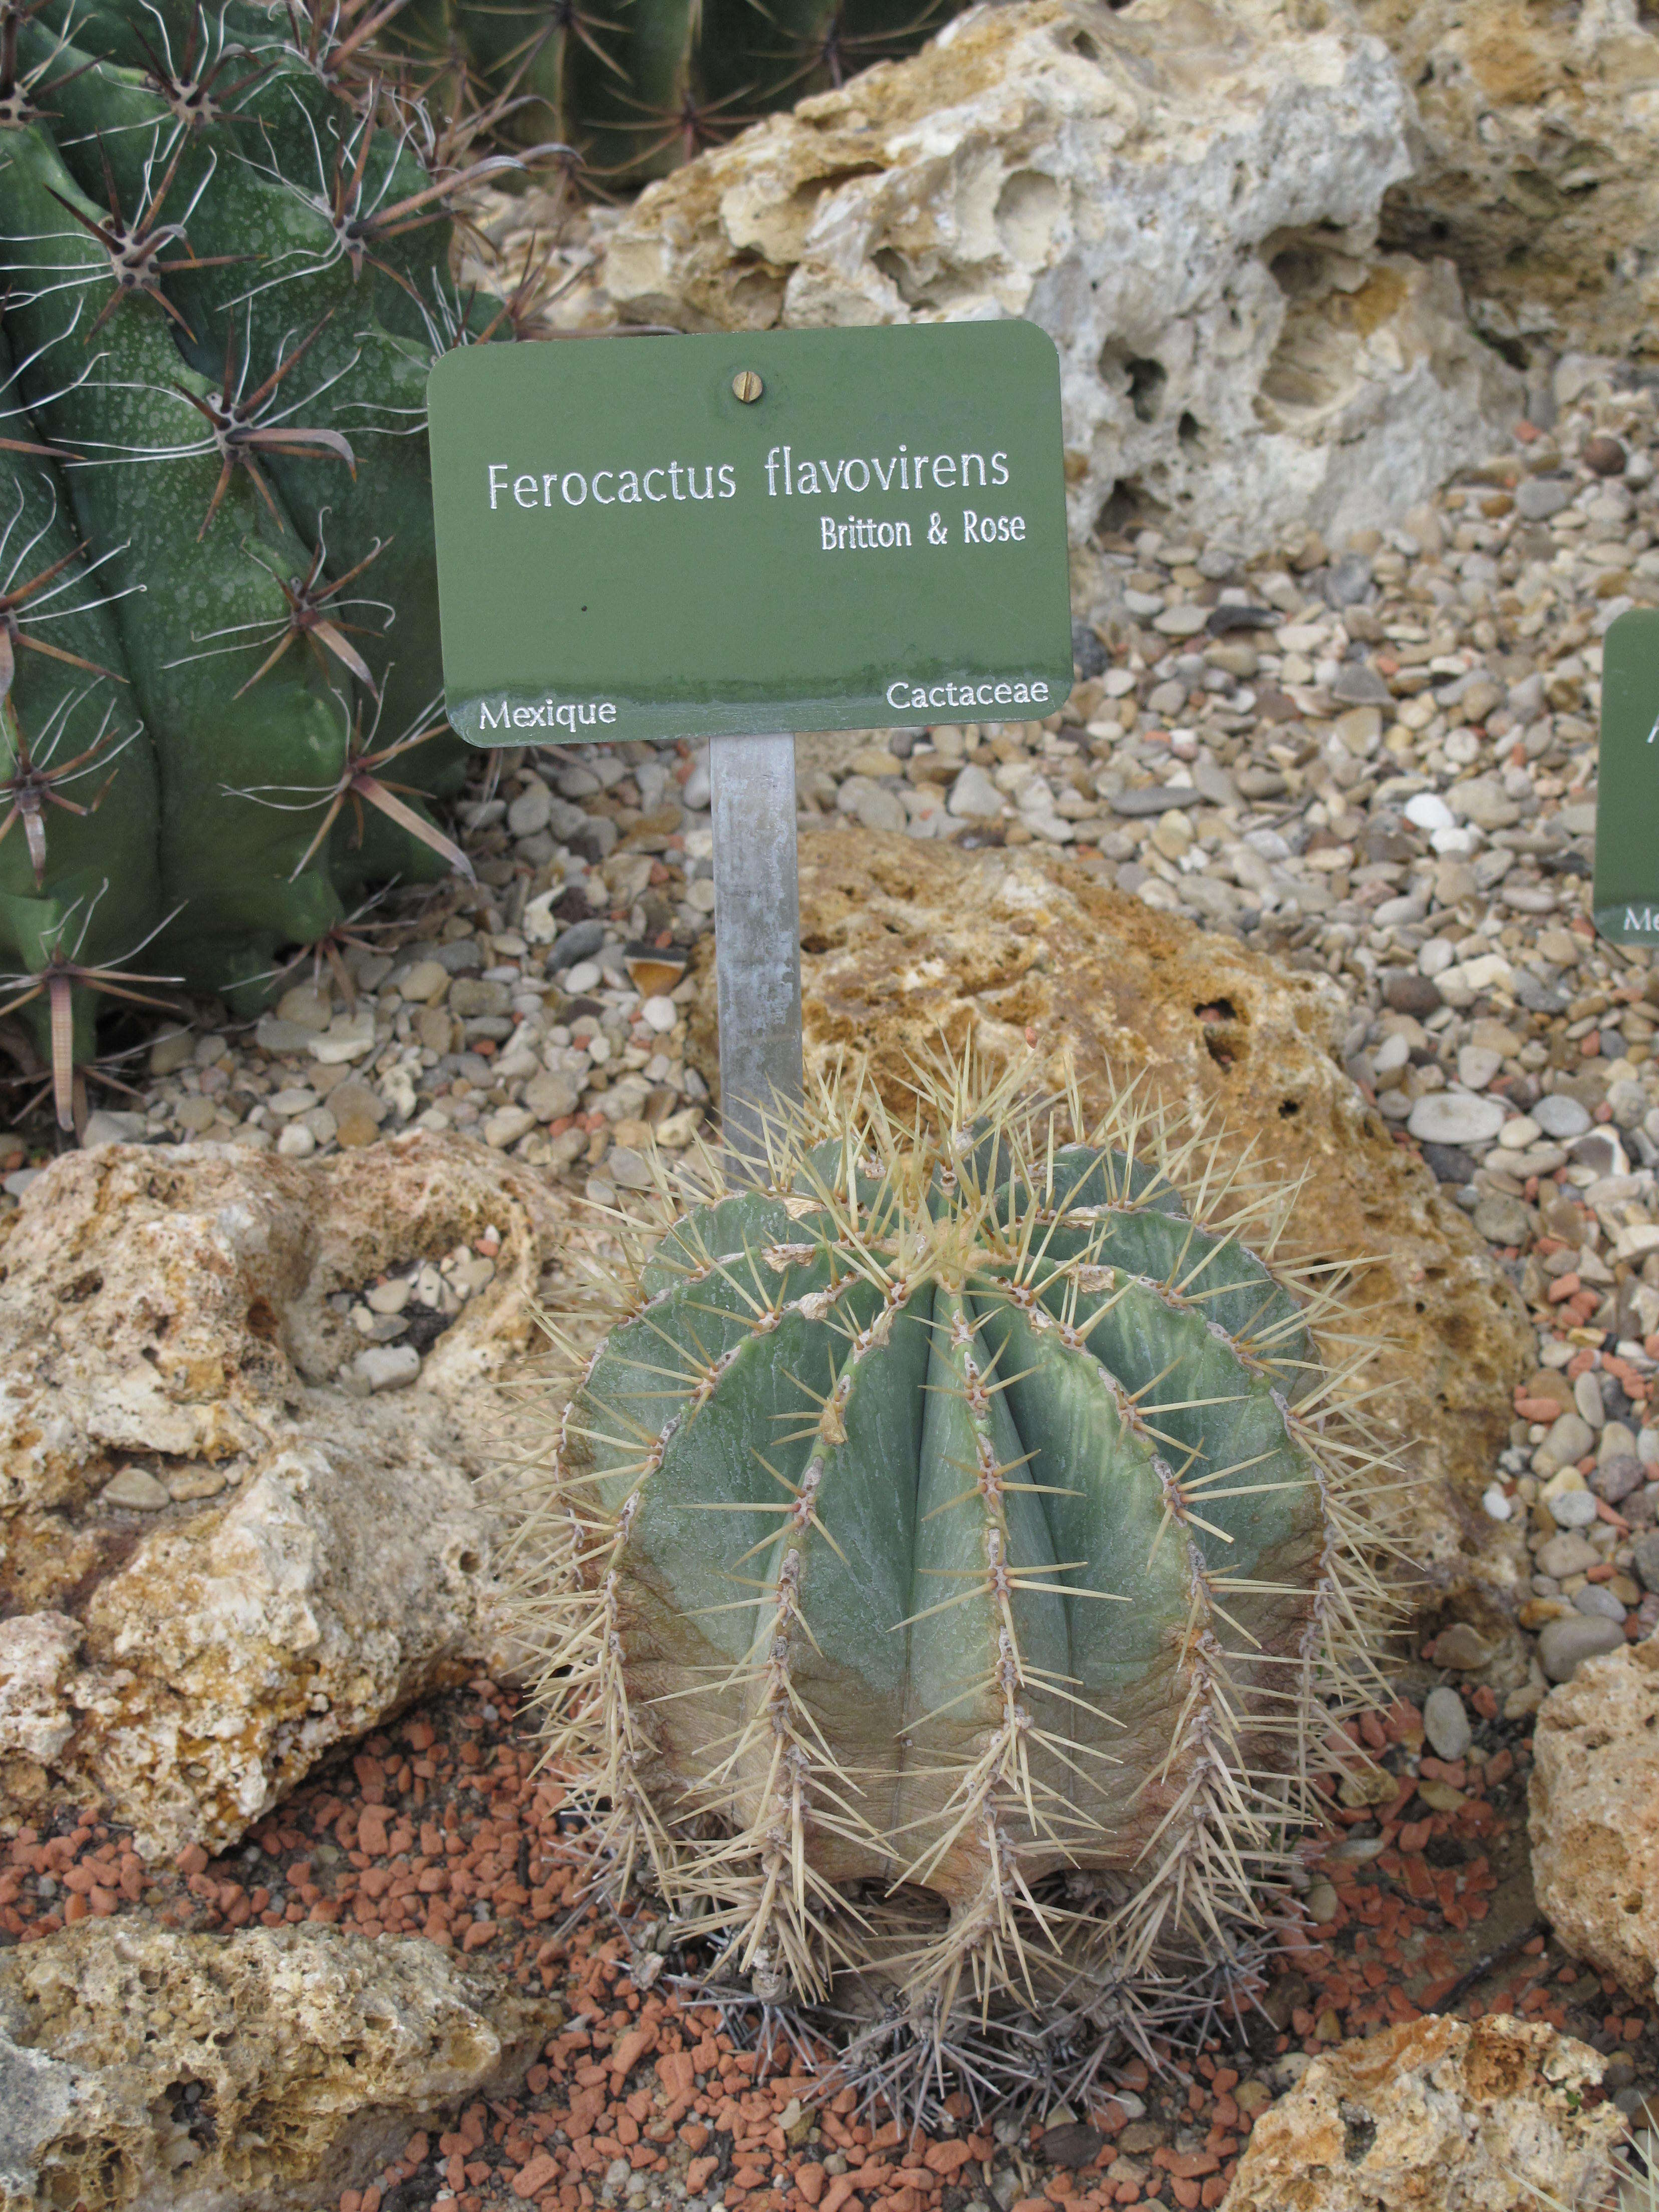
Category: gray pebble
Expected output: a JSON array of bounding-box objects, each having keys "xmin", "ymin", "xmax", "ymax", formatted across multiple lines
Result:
[
  {"xmin": 1536, "ymin": 1531, "xmax": 1599, "ymax": 1578},
  {"xmin": 1532, "ymin": 1093, "xmax": 1592, "ymax": 1140},
  {"xmin": 1631, "ymin": 1530, "xmax": 1659, "ymax": 1592},
  {"xmin": 1514, "ymin": 476, "xmax": 1574, "ymax": 521},
  {"xmin": 1573, "ymin": 1584, "xmax": 1628, "ymax": 1622},
  {"xmin": 550, "ymin": 919, "xmax": 606, "ymax": 970},
  {"xmin": 1537, "ymin": 1614, "xmax": 1625, "ymax": 1681},
  {"xmin": 1548, "ymin": 1487, "xmax": 1600, "ymax": 1528},
  {"xmin": 1472, "ymin": 1194, "xmax": 1531, "ymax": 1246},
  {"xmin": 1592, "ymin": 1455, "xmax": 1644, "ymax": 1505},
  {"xmin": 1406, "ymin": 1092, "xmax": 1506, "ymax": 1146},
  {"xmin": 1422, "ymin": 1686, "xmax": 1471, "ymax": 1761}
]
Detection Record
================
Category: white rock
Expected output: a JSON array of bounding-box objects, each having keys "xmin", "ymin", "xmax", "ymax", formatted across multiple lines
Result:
[
  {"xmin": 1406, "ymin": 1091, "xmax": 1506, "ymax": 1146},
  {"xmin": 602, "ymin": 0, "xmax": 1520, "ymax": 552},
  {"xmin": 276, "ymin": 1123, "xmax": 317, "ymax": 1159},
  {"xmin": 949, "ymin": 764, "xmax": 1006, "ymax": 820},
  {"xmin": 641, "ymin": 995, "xmax": 679, "ymax": 1033},
  {"xmin": 483, "ymin": 1105, "xmax": 537, "ymax": 1150},
  {"xmin": 1481, "ymin": 1483, "xmax": 1512, "ymax": 1521},
  {"xmin": 1405, "ymin": 792, "xmax": 1457, "ymax": 833},
  {"xmin": 564, "ymin": 959, "xmax": 603, "ymax": 994},
  {"xmin": 354, "ymin": 1342, "xmax": 422, "ymax": 1392},
  {"xmin": 1550, "ymin": 1489, "xmax": 1600, "ymax": 1529}
]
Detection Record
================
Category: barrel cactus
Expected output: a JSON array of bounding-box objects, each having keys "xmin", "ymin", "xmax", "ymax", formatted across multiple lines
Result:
[
  {"xmin": 0, "ymin": 0, "xmax": 522, "ymax": 1125},
  {"xmin": 397, "ymin": 0, "xmax": 965, "ymax": 183},
  {"xmin": 517, "ymin": 1055, "xmax": 1401, "ymax": 2033}
]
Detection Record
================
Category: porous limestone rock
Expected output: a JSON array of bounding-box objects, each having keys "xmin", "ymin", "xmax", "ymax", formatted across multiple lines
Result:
[
  {"xmin": 0, "ymin": 1919, "xmax": 547, "ymax": 2212},
  {"xmin": 1530, "ymin": 1635, "xmax": 1659, "ymax": 2002},
  {"xmin": 603, "ymin": 0, "xmax": 1522, "ymax": 550},
  {"xmin": 0, "ymin": 1135, "xmax": 563, "ymax": 1858},
  {"xmin": 690, "ymin": 831, "xmax": 1531, "ymax": 1615},
  {"xmin": 1357, "ymin": 0, "xmax": 1659, "ymax": 359},
  {"xmin": 1217, "ymin": 2014, "xmax": 1620, "ymax": 2212}
]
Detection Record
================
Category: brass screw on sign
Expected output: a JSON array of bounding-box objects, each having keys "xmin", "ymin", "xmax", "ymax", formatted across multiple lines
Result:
[{"xmin": 732, "ymin": 370, "xmax": 763, "ymax": 403}]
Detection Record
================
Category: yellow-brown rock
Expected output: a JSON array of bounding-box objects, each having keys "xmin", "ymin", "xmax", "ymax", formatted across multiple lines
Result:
[
  {"xmin": 0, "ymin": 1134, "xmax": 564, "ymax": 1858},
  {"xmin": 1218, "ymin": 2014, "xmax": 1620, "ymax": 2211},
  {"xmin": 0, "ymin": 1919, "xmax": 547, "ymax": 2211},
  {"xmin": 1357, "ymin": 0, "xmax": 1659, "ymax": 358},
  {"xmin": 1530, "ymin": 1636, "xmax": 1659, "ymax": 2003},
  {"xmin": 690, "ymin": 831, "xmax": 1531, "ymax": 1614}
]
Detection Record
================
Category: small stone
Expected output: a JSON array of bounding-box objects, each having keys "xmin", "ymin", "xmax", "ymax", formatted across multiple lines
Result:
[
  {"xmin": 1537, "ymin": 1614, "xmax": 1625, "ymax": 1682},
  {"xmin": 1515, "ymin": 476, "xmax": 1574, "ymax": 520},
  {"xmin": 1537, "ymin": 1532, "xmax": 1600, "ymax": 1579},
  {"xmin": 365, "ymin": 1278, "xmax": 411, "ymax": 1316},
  {"xmin": 1539, "ymin": 1412, "xmax": 1596, "ymax": 1470},
  {"xmin": 1631, "ymin": 1531, "xmax": 1659, "ymax": 1592},
  {"xmin": 564, "ymin": 959, "xmax": 603, "ymax": 994},
  {"xmin": 609, "ymin": 1146, "xmax": 654, "ymax": 1190},
  {"xmin": 1549, "ymin": 1489, "xmax": 1600, "ymax": 1529},
  {"xmin": 1534, "ymin": 1094, "xmax": 1592, "ymax": 1140},
  {"xmin": 1482, "ymin": 1484, "xmax": 1513, "ymax": 1521},
  {"xmin": 1457, "ymin": 1045, "xmax": 1502, "ymax": 1092},
  {"xmin": 1472, "ymin": 1194, "xmax": 1531, "ymax": 1246},
  {"xmin": 166, "ymin": 1467, "xmax": 228, "ymax": 1502},
  {"xmin": 449, "ymin": 977, "xmax": 512, "ymax": 1019},
  {"xmin": 276, "ymin": 1123, "xmax": 316, "ymax": 1159},
  {"xmin": 1404, "ymin": 791, "xmax": 1456, "ymax": 833},
  {"xmin": 1330, "ymin": 661, "xmax": 1391, "ymax": 705},
  {"xmin": 331, "ymin": 1081, "xmax": 386, "ymax": 1151},
  {"xmin": 1419, "ymin": 1143, "xmax": 1478, "ymax": 1184},
  {"xmin": 149, "ymin": 1027, "xmax": 195, "ymax": 1077},
  {"xmin": 948, "ymin": 764, "xmax": 1004, "ymax": 820},
  {"xmin": 353, "ymin": 1343, "xmax": 421, "ymax": 1392},
  {"xmin": 1574, "ymin": 1371, "xmax": 1607, "ymax": 1431},
  {"xmin": 1583, "ymin": 435, "xmax": 1627, "ymax": 477},
  {"xmin": 82, "ymin": 1110, "xmax": 146, "ymax": 1147},
  {"xmin": 1423, "ymin": 1686, "xmax": 1472, "ymax": 1761},
  {"xmin": 1433, "ymin": 1623, "xmax": 1496, "ymax": 1670},
  {"xmin": 524, "ymin": 1070, "xmax": 582, "ymax": 1123},
  {"xmin": 507, "ymin": 780, "xmax": 554, "ymax": 837},
  {"xmin": 1407, "ymin": 1092, "xmax": 1506, "ymax": 1147},
  {"xmin": 176, "ymin": 1096, "xmax": 217, "ymax": 1135},
  {"xmin": 397, "ymin": 959, "xmax": 449, "ymax": 1003},
  {"xmin": 1574, "ymin": 1584, "xmax": 1628, "ymax": 1622},
  {"xmin": 641, "ymin": 995, "xmax": 678, "ymax": 1034},
  {"xmin": 102, "ymin": 1466, "xmax": 170, "ymax": 1510},
  {"xmin": 275, "ymin": 984, "xmax": 332, "ymax": 1031},
  {"xmin": 484, "ymin": 1105, "xmax": 536, "ymax": 1150}
]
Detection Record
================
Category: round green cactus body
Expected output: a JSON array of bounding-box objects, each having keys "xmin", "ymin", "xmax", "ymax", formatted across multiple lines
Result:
[{"xmin": 522, "ymin": 1059, "xmax": 1400, "ymax": 2023}]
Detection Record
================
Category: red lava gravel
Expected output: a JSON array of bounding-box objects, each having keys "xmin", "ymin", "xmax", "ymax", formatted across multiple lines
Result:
[{"xmin": 4, "ymin": 1668, "xmax": 1649, "ymax": 2212}]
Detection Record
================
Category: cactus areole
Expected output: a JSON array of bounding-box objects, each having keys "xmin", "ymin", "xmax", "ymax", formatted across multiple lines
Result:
[{"xmin": 519, "ymin": 1058, "xmax": 1402, "ymax": 2026}]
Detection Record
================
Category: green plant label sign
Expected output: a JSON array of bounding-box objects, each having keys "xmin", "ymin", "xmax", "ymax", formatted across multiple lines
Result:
[
  {"xmin": 1596, "ymin": 608, "xmax": 1659, "ymax": 942},
  {"xmin": 426, "ymin": 322, "xmax": 1071, "ymax": 747}
]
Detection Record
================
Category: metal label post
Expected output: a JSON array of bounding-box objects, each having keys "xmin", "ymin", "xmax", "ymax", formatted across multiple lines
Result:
[{"xmin": 710, "ymin": 732, "xmax": 803, "ymax": 1183}]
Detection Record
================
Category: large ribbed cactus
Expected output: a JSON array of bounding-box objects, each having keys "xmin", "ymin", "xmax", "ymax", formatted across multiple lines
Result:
[
  {"xmin": 397, "ymin": 0, "xmax": 963, "ymax": 183},
  {"xmin": 518, "ymin": 1056, "xmax": 1400, "ymax": 2031},
  {"xmin": 0, "ymin": 0, "xmax": 516, "ymax": 1125}
]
